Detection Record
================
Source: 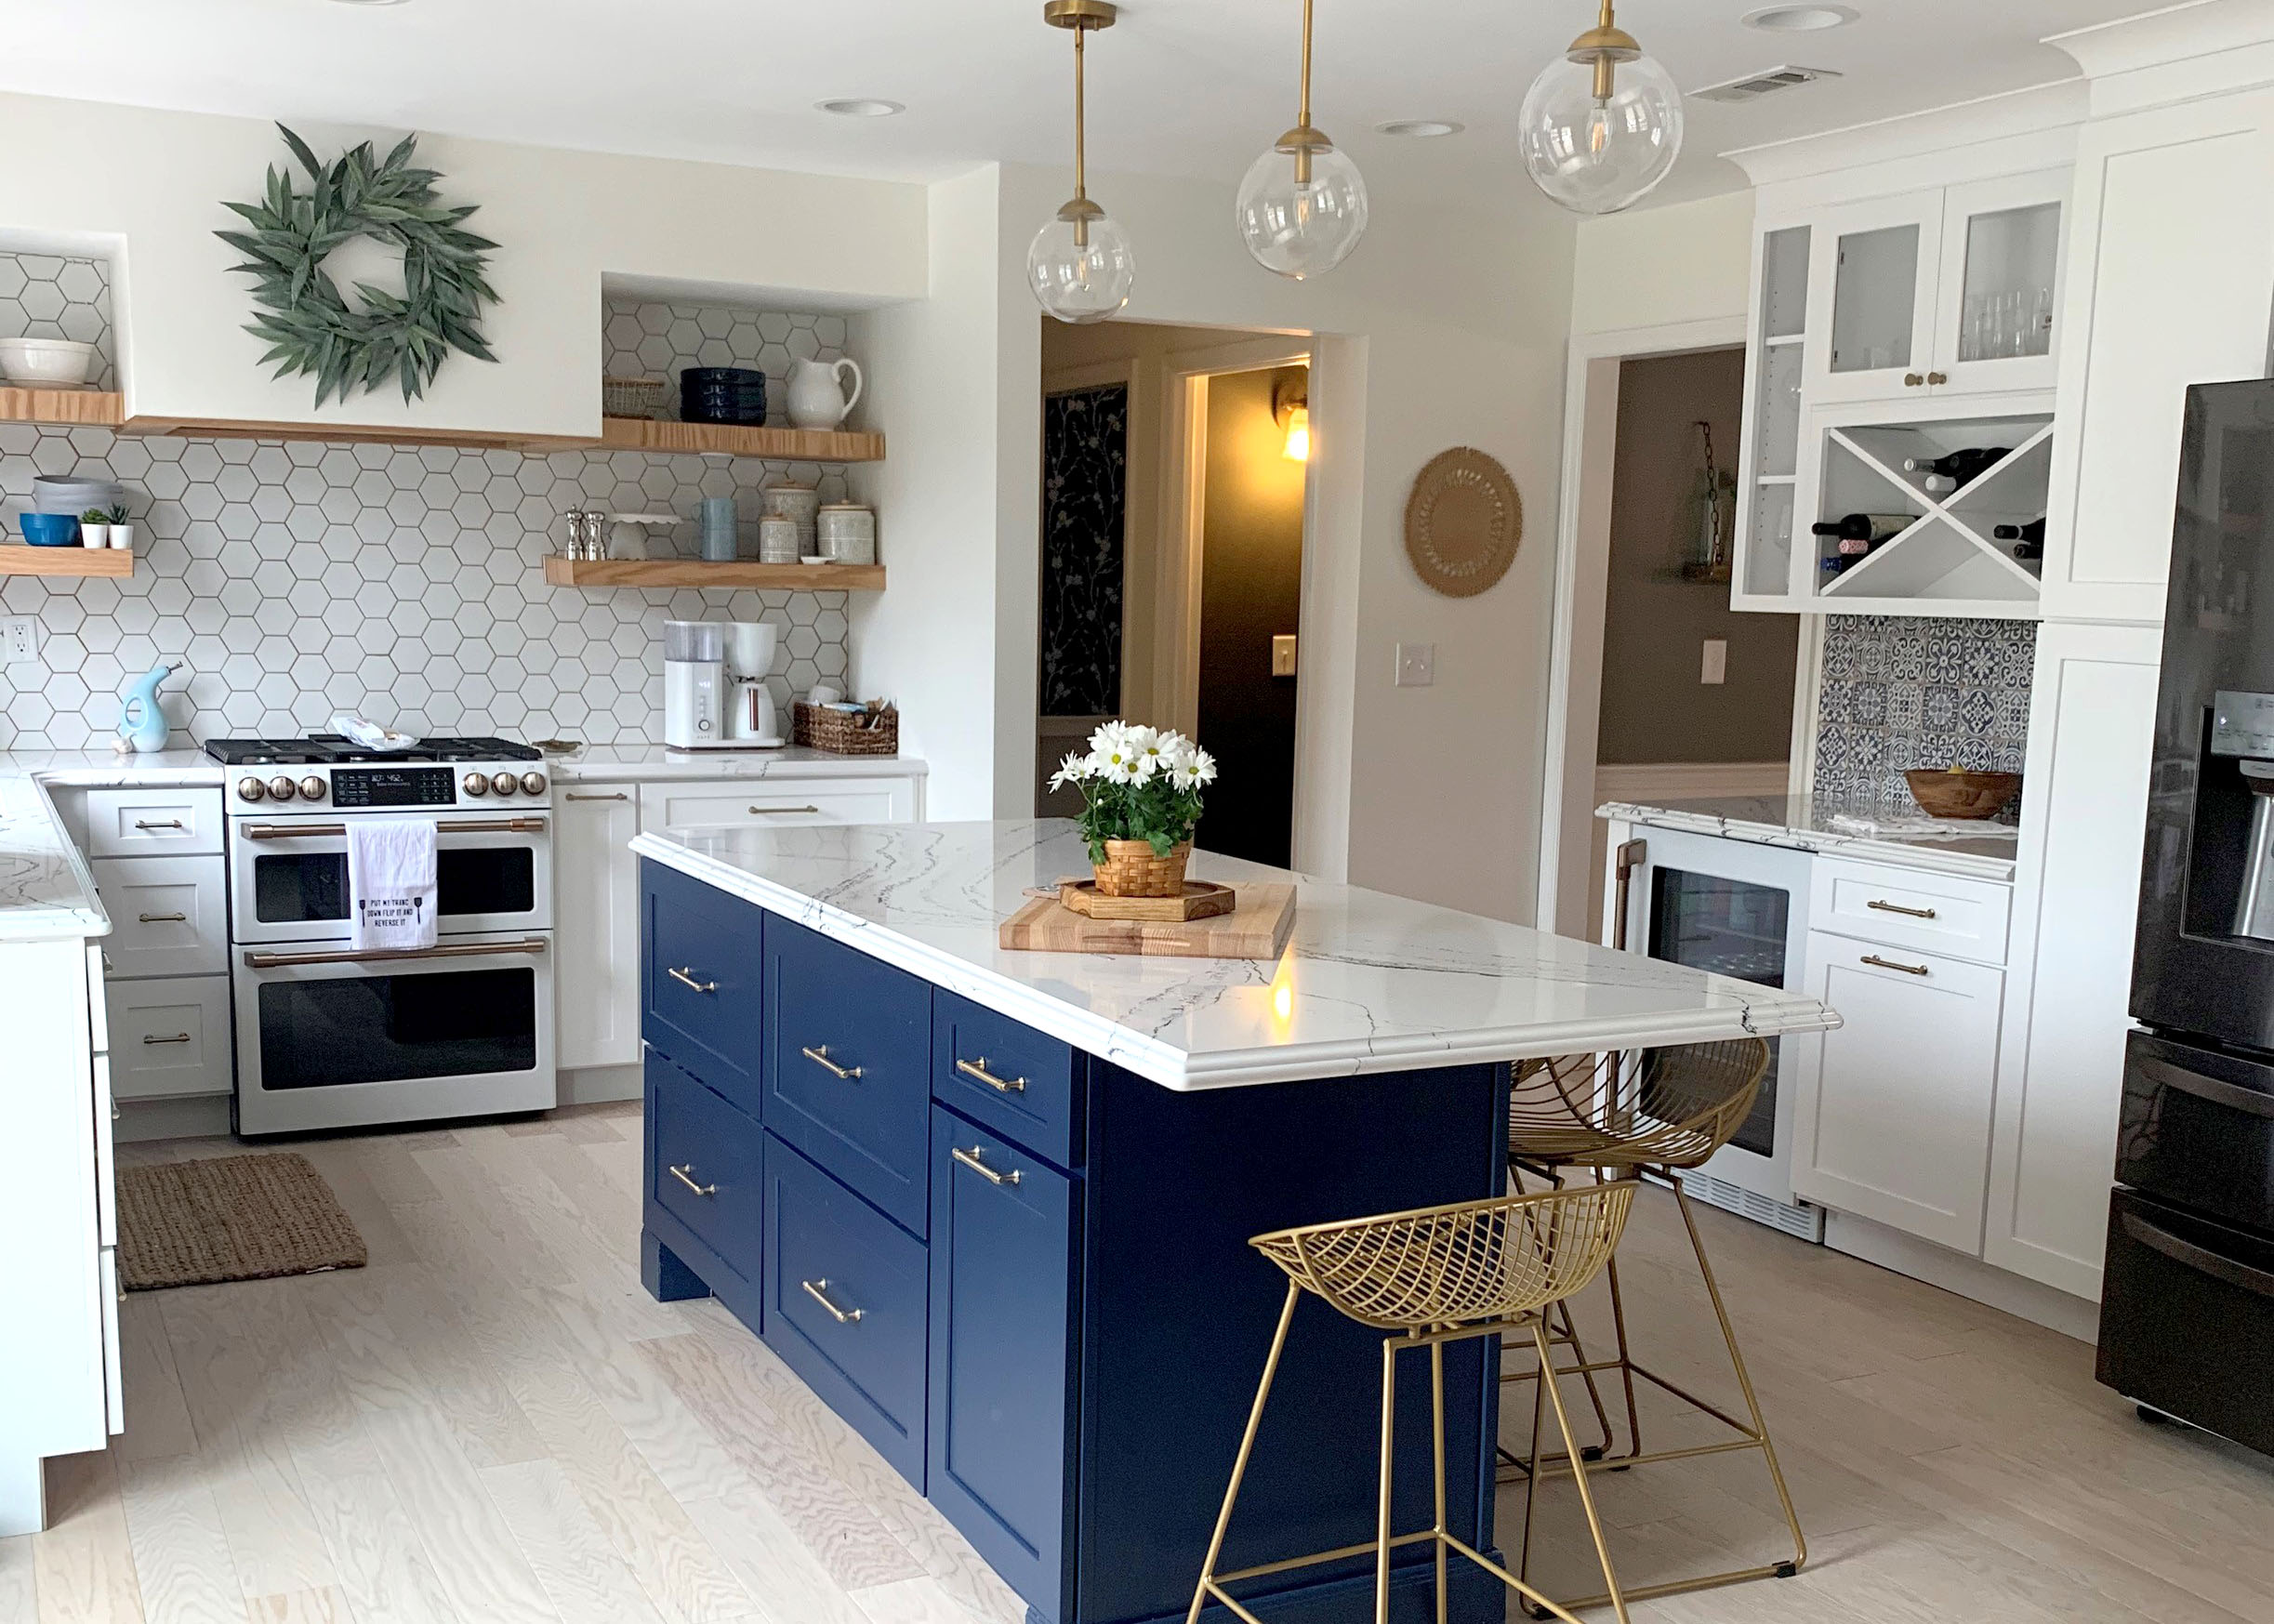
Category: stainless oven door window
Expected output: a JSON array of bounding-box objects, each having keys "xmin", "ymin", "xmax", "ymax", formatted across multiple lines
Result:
[{"xmin": 230, "ymin": 816, "xmax": 553, "ymax": 943}]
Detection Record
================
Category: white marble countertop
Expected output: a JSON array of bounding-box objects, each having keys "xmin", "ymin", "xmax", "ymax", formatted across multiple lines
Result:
[
  {"xmin": 630, "ymin": 819, "xmax": 1843, "ymax": 1091},
  {"xmin": 1598, "ymin": 796, "xmax": 2019, "ymax": 883},
  {"xmin": 548, "ymin": 744, "xmax": 925, "ymax": 782}
]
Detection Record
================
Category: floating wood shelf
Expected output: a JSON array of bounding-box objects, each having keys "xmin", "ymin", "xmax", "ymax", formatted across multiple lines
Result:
[
  {"xmin": 0, "ymin": 544, "xmax": 134, "ymax": 577},
  {"xmin": 543, "ymin": 557, "xmax": 885, "ymax": 590},
  {"xmin": 594, "ymin": 416, "xmax": 885, "ymax": 462},
  {"xmin": 115, "ymin": 415, "xmax": 589, "ymax": 453},
  {"xmin": 0, "ymin": 388, "xmax": 124, "ymax": 427}
]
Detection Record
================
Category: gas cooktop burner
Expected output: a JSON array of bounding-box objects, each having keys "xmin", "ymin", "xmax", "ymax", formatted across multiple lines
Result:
[{"xmin": 203, "ymin": 734, "xmax": 544, "ymax": 767}]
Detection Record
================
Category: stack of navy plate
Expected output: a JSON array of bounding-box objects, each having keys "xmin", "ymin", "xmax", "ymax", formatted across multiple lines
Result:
[{"xmin": 680, "ymin": 367, "xmax": 767, "ymax": 426}]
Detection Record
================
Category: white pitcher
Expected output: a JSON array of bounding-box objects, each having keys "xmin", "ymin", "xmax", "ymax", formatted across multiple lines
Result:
[{"xmin": 787, "ymin": 357, "xmax": 863, "ymax": 429}]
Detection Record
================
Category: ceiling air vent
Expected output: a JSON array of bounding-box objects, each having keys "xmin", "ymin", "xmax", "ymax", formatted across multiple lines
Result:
[{"xmin": 1691, "ymin": 64, "xmax": 1843, "ymax": 104}]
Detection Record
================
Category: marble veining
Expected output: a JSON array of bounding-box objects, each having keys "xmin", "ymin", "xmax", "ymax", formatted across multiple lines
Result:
[
  {"xmin": 0, "ymin": 767, "xmax": 107, "ymax": 941},
  {"xmin": 1598, "ymin": 795, "xmax": 2017, "ymax": 882},
  {"xmin": 630, "ymin": 820, "xmax": 1842, "ymax": 1090}
]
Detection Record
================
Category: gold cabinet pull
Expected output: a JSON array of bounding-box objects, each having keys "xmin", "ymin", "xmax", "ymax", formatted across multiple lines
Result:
[
  {"xmin": 956, "ymin": 1057, "xmax": 1026, "ymax": 1094},
  {"xmin": 1926, "ymin": 370, "xmax": 1949, "ymax": 386},
  {"xmin": 667, "ymin": 966, "xmax": 717, "ymax": 994},
  {"xmin": 750, "ymin": 805, "xmax": 822, "ymax": 815},
  {"xmin": 800, "ymin": 1277, "xmax": 863, "ymax": 1323},
  {"xmin": 564, "ymin": 791, "xmax": 629, "ymax": 801},
  {"xmin": 1861, "ymin": 954, "xmax": 1929, "ymax": 977},
  {"xmin": 803, "ymin": 1044, "xmax": 863, "ymax": 1080},
  {"xmin": 1902, "ymin": 373, "xmax": 1924, "ymax": 388},
  {"xmin": 132, "ymin": 819, "xmax": 184, "ymax": 831},
  {"xmin": 137, "ymin": 911, "xmax": 188, "ymax": 924},
  {"xmin": 668, "ymin": 1164, "xmax": 716, "ymax": 1196},
  {"xmin": 1866, "ymin": 899, "xmax": 1937, "ymax": 919},
  {"xmin": 142, "ymin": 1032, "xmax": 192, "ymax": 1046},
  {"xmin": 951, "ymin": 1145, "xmax": 1022, "ymax": 1187}
]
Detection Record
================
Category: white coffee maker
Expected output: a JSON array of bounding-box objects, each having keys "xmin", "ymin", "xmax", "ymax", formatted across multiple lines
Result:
[
  {"xmin": 662, "ymin": 621, "xmax": 724, "ymax": 748},
  {"xmin": 723, "ymin": 621, "xmax": 783, "ymax": 746}
]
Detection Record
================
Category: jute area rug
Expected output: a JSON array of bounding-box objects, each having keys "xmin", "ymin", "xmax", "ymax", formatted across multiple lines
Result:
[{"xmin": 116, "ymin": 1152, "xmax": 368, "ymax": 1291}]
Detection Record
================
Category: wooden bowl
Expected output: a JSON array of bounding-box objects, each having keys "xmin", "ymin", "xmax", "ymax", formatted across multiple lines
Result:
[{"xmin": 1904, "ymin": 769, "xmax": 2022, "ymax": 820}]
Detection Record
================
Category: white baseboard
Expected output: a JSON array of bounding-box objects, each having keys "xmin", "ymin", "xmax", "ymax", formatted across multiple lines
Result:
[
  {"xmin": 117, "ymin": 1095, "xmax": 231, "ymax": 1143},
  {"xmin": 1825, "ymin": 1209, "xmax": 2101, "ymax": 1343},
  {"xmin": 561, "ymin": 1063, "xmax": 642, "ymax": 1105},
  {"xmin": 1593, "ymin": 759, "xmax": 1792, "ymax": 801}
]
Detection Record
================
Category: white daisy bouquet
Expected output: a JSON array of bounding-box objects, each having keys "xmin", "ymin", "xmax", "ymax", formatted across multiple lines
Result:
[{"xmin": 1050, "ymin": 720, "xmax": 1219, "ymax": 864}]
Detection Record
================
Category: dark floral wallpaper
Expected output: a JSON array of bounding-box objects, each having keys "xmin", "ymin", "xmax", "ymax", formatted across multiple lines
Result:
[
  {"xmin": 1813, "ymin": 614, "xmax": 2035, "ymax": 813},
  {"xmin": 1039, "ymin": 384, "xmax": 1129, "ymax": 718}
]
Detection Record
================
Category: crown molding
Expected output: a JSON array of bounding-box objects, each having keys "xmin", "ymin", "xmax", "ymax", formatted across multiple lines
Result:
[{"xmin": 1723, "ymin": 79, "xmax": 2088, "ymax": 190}]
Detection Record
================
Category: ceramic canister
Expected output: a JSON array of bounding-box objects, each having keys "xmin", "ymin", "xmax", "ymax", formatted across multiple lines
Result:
[
  {"xmin": 816, "ymin": 504, "xmax": 877, "ymax": 566},
  {"xmin": 760, "ymin": 482, "xmax": 820, "ymax": 554},
  {"xmin": 757, "ymin": 516, "xmax": 800, "ymax": 564}
]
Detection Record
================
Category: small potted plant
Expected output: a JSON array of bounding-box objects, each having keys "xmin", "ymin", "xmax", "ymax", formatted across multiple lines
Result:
[
  {"xmin": 1050, "ymin": 721, "xmax": 1218, "ymax": 896},
  {"xmin": 105, "ymin": 502, "xmax": 132, "ymax": 551},
  {"xmin": 78, "ymin": 507, "xmax": 111, "ymax": 548}
]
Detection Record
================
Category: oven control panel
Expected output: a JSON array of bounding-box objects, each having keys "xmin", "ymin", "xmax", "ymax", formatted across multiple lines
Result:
[{"xmin": 330, "ymin": 766, "xmax": 459, "ymax": 808}]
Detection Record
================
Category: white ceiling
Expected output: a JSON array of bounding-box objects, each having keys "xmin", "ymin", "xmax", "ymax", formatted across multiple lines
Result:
[{"xmin": 0, "ymin": 0, "xmax": 2149, "ymax": 208}]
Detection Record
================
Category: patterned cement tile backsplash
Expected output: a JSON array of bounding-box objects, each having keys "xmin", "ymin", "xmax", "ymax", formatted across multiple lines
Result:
[
  {"xmin": 0, "ymin": 253, "xmax": 855, "ymax": 750},
  {"xmin": 1813, "ymin": 614, "xmax": 2035, "ymax": 812}
]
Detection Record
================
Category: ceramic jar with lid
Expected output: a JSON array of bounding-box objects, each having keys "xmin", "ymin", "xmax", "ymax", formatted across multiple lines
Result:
[
  {"xmin": 757, "ymin": 515, "xmax": 801, "ymax": 564},
  {"xmin": 817, "ymin": 503, "xmax": 877, "ymax": 566},
  {"xmin": 760, "ymin": 482, "xmax": 820, "ymax": 556}
]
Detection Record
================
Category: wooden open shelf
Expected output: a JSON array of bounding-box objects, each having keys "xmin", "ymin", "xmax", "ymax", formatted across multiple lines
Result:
[
  {"xmin": 543, "ymin": 557, "xmax": 885, "ymax": 590},
  {"xmin": 0, "ymin": 388, "xmax": 123, "ymax": 427},
  {"xmin": 0, "ymin": 544, "xmax": 134, "ymax": 577},
  {"xmin": 594, "ymin": 416, "xmax": 885, "ymax": 462},
  {"xmin": 116, "ymin": 415, "xmax": 590, "ymax": 453}
]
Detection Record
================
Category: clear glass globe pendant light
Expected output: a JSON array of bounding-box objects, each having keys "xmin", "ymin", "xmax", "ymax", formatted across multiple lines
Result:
[
  {"xmin": 1519, "ymin": 0, "xmax": 1684, "ymax": 215},
  {"xmin": 1236, "ymin": 0, "xmax": 1368, "ymax": 279},
  {"xmin": 1028, "ymin": 0, "xmax": 1135, "ymax": 324}
]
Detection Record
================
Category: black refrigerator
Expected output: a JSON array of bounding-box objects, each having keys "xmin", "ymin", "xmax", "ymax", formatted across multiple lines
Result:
[{"xmin": 2099, "ymin": 379, "xmax": 2274, "ymax": 1453}]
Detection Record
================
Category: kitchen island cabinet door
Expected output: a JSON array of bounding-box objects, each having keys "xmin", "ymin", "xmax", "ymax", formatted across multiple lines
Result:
[
  {"xmin": 558, "ymin": 786, "xmax": 641, "ymax": 1069},
  {"xmin": 1792, "ymin": 932, "xmax": 2005, "ymax": 1254}
]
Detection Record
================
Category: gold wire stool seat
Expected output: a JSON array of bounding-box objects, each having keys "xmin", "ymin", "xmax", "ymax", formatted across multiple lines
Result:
[
  {"xmin": 1189, "ymin": 1182, "xmax": 1641, "ymax": 1624},
  {"xmin": 1502, "ymin": 1037, "xmax": 1808, "ymax": 1616}
]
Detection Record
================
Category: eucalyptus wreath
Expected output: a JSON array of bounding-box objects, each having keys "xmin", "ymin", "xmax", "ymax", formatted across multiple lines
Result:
[{"xmin": 217, "ymin": 124, "xmax": 500, "ymax": 407}]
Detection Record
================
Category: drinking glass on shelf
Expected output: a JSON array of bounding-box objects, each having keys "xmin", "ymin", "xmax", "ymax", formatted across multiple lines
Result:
[{"xmin": 2026, "ymin": 285, "xmax": 2054, "ymax": 357}]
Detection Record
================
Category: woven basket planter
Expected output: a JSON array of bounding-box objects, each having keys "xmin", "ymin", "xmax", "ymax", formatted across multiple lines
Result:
[{"xmin": 1093, "ymin": 839, "xmax": 1193, "ymax": 898}]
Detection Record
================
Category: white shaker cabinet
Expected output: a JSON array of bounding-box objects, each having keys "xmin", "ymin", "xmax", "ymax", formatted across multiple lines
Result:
[
  {"xmin": 1984, "ymin": 622, "xmax": 2161, "ymax": 1299},
  {"xmin": 2041, "ymin": 89, "xmax": 2274, "ymax": 624},
  {"xmin": 556, "ymin": 785, "xmax": 642, "ymax": 1070}
]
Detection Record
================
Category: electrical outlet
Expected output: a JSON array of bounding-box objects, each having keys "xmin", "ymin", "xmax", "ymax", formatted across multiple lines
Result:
[
  {"xmin": 1701, "ymin": 639, "xmax": 1727, "ymax": 686},
  {"xmin": 0, "ymin": 616, "xmax": 36, "ymax": 663},
  {"xmin": 1271, "ymin": 634, "xmax": 1299, "ymax": 678},
  {"xmin": 1395, "ymin": 641, "xmax": 1435, "ymax": 688}
]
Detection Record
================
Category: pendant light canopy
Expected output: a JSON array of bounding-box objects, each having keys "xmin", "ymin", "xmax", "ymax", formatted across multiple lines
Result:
[
  {"xmin": 1518, "ymin": 0, "xmax": 1684, "ymax": 216},
  {"xmin": 1235, "ymin": 0, "xmax": 1368, "ymax": 280},
  {"xmin": 1029, "ymin": 0, "xmax": 1135, "ymax": 324}
]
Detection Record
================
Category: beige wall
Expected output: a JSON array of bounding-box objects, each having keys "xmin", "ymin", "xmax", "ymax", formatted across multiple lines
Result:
[{"xmin": 1570, "ymin": 191, "xmax": 1755, "ymax": 337}]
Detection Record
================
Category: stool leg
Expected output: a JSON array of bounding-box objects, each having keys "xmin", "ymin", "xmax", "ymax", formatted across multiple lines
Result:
[
  {"xmin": 1601, "ymin": 1248, "xmax": 1643, "ymax": 1460},
  {"xmin": 1430, "ymin": 1340, "xmax": 1448, "ymax": 1624},
  {"xmin": 1516, "ymin": 1319, "xmax": 1548, "ymax": 1588},
  {"xmin": 1377, "ymin": 1337, "xmax": 1397, "ymax": 1624},
  {"xmin": 1187, "ymin": 1280, "xmax": 1303, "ymax": 1624},
  {"xmin": 1673, "ymin": 1183, "xmax": 1807, "ymax": 1578},
  {"xmin": 1533, "ymin": 1321, "xmax": 1631, "ymax": 1624}
]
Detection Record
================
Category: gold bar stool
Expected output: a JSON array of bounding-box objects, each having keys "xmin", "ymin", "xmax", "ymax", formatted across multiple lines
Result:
[
  {"xmin": 1185, "ymin": 1182, "xmax": 1640, "ymax": 1624},
  {"xmin": 1501, "ymin": 1036, "xmax": 1807, "ymax": 1614}
]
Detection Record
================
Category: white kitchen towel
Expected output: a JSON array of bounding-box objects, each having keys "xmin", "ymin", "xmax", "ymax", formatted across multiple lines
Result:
[{"xmin": 346, "ymin": 817, "xmax": 439, "ymax": 951}]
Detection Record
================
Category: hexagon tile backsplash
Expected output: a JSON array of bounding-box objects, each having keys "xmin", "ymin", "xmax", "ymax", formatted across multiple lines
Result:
[{"xmin": 0, "ymin": 255, "xmax": 857, "ymax": 750}]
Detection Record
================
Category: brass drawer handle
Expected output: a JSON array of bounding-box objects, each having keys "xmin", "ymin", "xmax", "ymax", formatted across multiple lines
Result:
[
  {"xmin": 951, "ymin": 1144, "xmax": 1022, "ymax": 1187},
  {"xmin": 750, "ymin": 805, "xmax": 822, "ymax": 815},
  {"xmin": 142, "ymin": 1032, "xmax": 192, "ymax": 1046},
  {"xmin": 137, "ymin": 911, "xmax": 188, "ymax": 924},
  {"xmin": 132, "ymin": 819, "xmax": 185, "ymax": 831},
  {"xmin": 1925, "ymin": 371, "xmax": 1949, "ymax": 386},
  {"xmin": 1861, "ymin": 954, "xmax": 1929, "ymax": 977},
  {"xmin": 564, "ymin": 791, "xmax": 629, "ymax": 801},
  {"xmin": 668, "ymin": 966, "xmax": 716, "ymax": 994},
  {"xmin": 800, "ymin": 1278, "xmax": 863, "ymax": 1323},
  {"xmin": 956, "ymin": 1057, "xmax": 1026, "ymax": 1094},
  {"xmin": 1866, "ymin": 899, "xmax": 1937, "ymax": 920},
  {"xmin": 803, "ymin": 1044, "xmax": 863, "ymax": 1080},
  {"xmin": 1902, "ymin": 372, "xmax": 1924, "ymax": 388},
  {"xmin": 668, "ymin": 1164, "xmax": 716, "ymax": 1196}
]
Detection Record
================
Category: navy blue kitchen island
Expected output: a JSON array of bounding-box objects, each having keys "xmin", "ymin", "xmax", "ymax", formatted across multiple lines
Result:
[{"xmin": 631, "ymin": 822, "xmax": 1837, "ymax": 1624}]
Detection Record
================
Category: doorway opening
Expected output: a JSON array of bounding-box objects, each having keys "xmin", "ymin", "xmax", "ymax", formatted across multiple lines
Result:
[{"xmin": 1036, "ymin": 321, "xmax": 1314, "ymax": 869}]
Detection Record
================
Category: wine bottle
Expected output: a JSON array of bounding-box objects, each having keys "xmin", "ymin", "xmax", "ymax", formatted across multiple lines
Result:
[
  {"xmin": 1811, "ymin": 512, "xmax": 1911, "ymax": 544},
  {"xmin": 1992, "ymin": 517, "xmax": 2046, "ymax": 544},
  {"xmin": 1904, "ymin": 446, "xmax": 2011, "ymax": 489},
  {"xmin": 2010, "ymin": 540, "xmax": 2044, "ymax": 561}
]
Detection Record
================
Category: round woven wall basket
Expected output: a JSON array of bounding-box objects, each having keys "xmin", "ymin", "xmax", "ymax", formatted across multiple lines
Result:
[{"xmin": 1404, "ymin": 447, "xmax": 1522, "ymax": 598}]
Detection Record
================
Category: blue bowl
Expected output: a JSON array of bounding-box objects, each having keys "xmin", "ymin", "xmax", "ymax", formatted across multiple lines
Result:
[{"xmin": 18, "ymin": 511, "xmax": 80, "ymax": 547}]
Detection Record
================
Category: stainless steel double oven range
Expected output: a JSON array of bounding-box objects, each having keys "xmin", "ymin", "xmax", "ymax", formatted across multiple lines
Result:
[{"xmin": 208, "ymin": 735, "xmax": 557, "ymax": 1135}]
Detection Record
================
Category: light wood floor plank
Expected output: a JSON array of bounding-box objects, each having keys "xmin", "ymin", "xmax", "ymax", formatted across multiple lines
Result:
[
  {"xmin": 244, "ymin": 1584, "xmax": 354, "ymax": 1624},
  {"xmin": 481, "ymin": 1459, "xmax": 673, "ymax": 1624},
  {"xmin": 680, "ymin": 1484, "xmax": 875, "ymax": 1624},
  {"xmin": 113, "ymin": 1297, "xmax": 199, "ymax": 1465},
  {"xmin": 114, "ymin": 1456, "xmax": 245, "ymax": 1624},
  {"xmin": 0, "ymin": 1529, "xmax": 37, "ymax": 1624},
  {"xmin": 351, "ymin": 1405, "xmax": 559, "ymax": 1624},
  {"xmin": 31, "ymin": 1451, "xmax": 147, "ymax": 1624}
]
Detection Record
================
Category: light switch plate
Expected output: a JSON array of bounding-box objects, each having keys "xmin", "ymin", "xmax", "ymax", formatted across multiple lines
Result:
[
  {"xmin": 1, "ymin": 616, "xmax": 36, "ymax": 663},
  {"xmin": 1395, "ymin": 641, "xmax": 1435, "ymax": 688},
  {"xmin": 1701, "ymin": 639, "xmax": 1727, "ymax": 686},
  {"xmin": 1271, "ymin": 634, "xmax": 1298, "ymax": 678}
]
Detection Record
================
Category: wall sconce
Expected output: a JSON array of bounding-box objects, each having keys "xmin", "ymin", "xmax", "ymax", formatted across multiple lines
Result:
[{"xmin": 1274, "ymin": 375, "xmax": 1311, "ymax": 462}]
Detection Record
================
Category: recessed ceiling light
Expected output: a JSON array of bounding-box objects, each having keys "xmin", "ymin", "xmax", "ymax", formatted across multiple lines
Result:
[
  {"xmin": 1375, "ymin": 119, "xmax": 1464, "ymax": 139},
  {"xmin": 815, "ymin": 99, "xmax": 906, "ymax": 118},
  {"xmin": 1742, "ymin": 5, "xmax": 1858, "ymax": 30},
  {"xmin": 328, "ymin": 0, "xmax": 411, "ymax": 7}
]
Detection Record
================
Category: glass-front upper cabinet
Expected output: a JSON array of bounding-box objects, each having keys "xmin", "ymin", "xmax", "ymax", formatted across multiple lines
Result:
[
  {"xmin": 1734, "ymin": 222, "xmax": 1810, "ymax": 605},
  {"xmin": 1805, "ymin": 189, "xmax": 1946, "ymax": 405},
  {"xmin": 1931, "ymin": 170, "xmax": 2067, "ymax": 395}
]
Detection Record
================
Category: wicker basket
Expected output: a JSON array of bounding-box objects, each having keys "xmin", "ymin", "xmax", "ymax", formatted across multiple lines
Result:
[
  {"xmin": 1092, "ymin": 839, "xmax": 1192, "ymax": 898},
  {"xmin": 602, "ymin": 376, "xmax": 666, "ymax": 419},
  {"xmin": 793, "ymin": 701, "xmax": 899, "ymax": 756}
]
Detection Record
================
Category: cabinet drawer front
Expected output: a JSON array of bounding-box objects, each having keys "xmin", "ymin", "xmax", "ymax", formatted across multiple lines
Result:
[
  {"xmin": 933, "ymin": 992, "xmax": 1081, "ymax": 1167},
  {"xmin": 927, "ymin": 1110, "xmax": 1076, "ymax": 1611},
  {"xmin": 108, "ymin": 975, "xmax": 233, "ymax": 1101},
  {"xmin": 84, "ymin": 788, "xmax": 222, "ymax": 856},
  {"xmin": 641, "ymin": 782, "xmax": 907, "ymax": 830},
  {"xmin": 647, "ymin": 1052, "xmax": 764, "ymax": 1286},
  {"xmin": 763, "ymin": 1132, "xmax": 928, "ymax": 1483},
  {"xmin": 1810, "ymin": 858, "xmax": 2010, "ymax": 964},
  {"xmin": 641, "ymin": 859, "xmax": 763, "ymax": 1113},
  {"xmin": 92, "ymin": 855, "xmax": 229, "ymax": 977},
  {"xmin": 766, "ymin": 918, "xmax": 932, "ymax": 1235}
]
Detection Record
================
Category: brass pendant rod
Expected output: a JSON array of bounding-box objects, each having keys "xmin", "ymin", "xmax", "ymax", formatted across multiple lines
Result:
[
  {"xmin": 1073, "ymin": 23, "xmax": 1088, "ymax": 205},
  {"xmin": 1294, "ymin": 0, "xmax": 1315, "ymax": 185}
]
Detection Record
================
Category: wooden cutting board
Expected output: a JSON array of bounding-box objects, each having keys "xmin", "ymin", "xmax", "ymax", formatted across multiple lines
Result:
[{"xmin": 999, "ymin": 883, "xmax": 1297, "ymax": 958}]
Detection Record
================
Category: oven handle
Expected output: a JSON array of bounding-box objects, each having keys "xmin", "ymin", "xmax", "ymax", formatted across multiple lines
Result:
[
  {"xmin": 2138, "ymin": 1056, "xmax": 2274, "ymax": 1121},
  {"xmin": 2122, "ymin": 1209, "xmax": 2274, "ymax": 1302},
  {"xmin": 237, "ymin": 817, "xmax": 548, "ymax": 840},
  {"xmin": 242, "ymin": 937, "xmax": 550, "ymax": 970}
]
